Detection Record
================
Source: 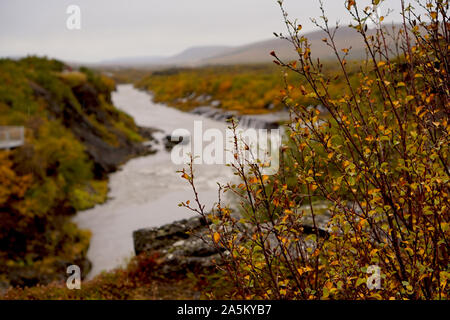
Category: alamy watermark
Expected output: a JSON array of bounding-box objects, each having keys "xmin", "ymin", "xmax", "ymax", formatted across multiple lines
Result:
[
  {"xmin": 170, "ymin": 121, "xmax": 281, "ymax": 175},
  {"xmin": 66, "ymin": 265, "xmax": 81, "ymax": 290},
  {"xmin": 66, "ymin": 5, "xmax": 81, "ymax": 30},
  {"xmin": 366, "ymin": 265, "xmax": 381, "ymax": 290}
]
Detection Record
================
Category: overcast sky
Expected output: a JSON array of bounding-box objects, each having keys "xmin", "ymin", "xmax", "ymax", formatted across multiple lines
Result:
[{"xmin": 0, "ymin": 0, "xmax": 413, "ymax": 63}]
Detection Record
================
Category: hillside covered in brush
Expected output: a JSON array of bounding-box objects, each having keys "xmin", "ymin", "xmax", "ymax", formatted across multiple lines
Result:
[
  {"xmin": 135, "ymin": 63, "xmax": 361, "ymax": 115},
  {"xmin": 0, "ymin": 57, "xmax": 149, "ymax": 289}
]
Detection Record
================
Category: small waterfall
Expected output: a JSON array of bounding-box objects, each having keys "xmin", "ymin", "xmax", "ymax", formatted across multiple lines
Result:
[{"xmin": 190, "ymin": 106, "xmax": 289, "ymax": 129}]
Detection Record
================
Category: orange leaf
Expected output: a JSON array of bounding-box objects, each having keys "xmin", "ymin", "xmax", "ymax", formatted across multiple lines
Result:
[
  {"xmin": 347, "ymin": 0, "xmax": 356, "ymax": 10},
  {"xmin": 181, "ymin": 173, "xmax": 190, "ymax": 180}
]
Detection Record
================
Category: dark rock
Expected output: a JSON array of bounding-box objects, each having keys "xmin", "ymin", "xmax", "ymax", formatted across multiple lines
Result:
[
  {"xmin": 163, "ymin": 134, "xmax": 189, "ymax": 152},
  {"xmin": 133, "ymin": 216, "xmax": 206, "ymax": 255},
  {"xmin": 133, "ymin": 216, "xmax": 221, "ymax": 273},
  {"xmin": 138, "ymin": 126, "xmax": 161, "ymax": 142},
  {"xmin": 132, "ymin": 210, "xmax": 332, "ymax": 275},
  {"xmin": 72, "ymin": 83, "xmax": 102, "ymax": 111}
]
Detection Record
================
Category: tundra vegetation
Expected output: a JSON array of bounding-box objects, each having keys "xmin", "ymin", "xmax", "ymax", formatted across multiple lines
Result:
[
  {"xmin": 136, "ymin": 63, "xmax": 362, "ymax": 115},
  {"xmin": 179, "ymin": 0, "xmax": 449, "ymax": 300},
  {"xmin": 0, "ymin": 57, "xmax": 144, "ymax": 287}
]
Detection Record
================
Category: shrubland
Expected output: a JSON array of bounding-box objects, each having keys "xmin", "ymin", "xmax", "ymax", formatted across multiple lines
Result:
[
  {"xmin": 136, "ymin": 63, "xmax": 361, "ymax": 115},
  {"xmin": 0, "ymin": 57, "xmax": 144, "ymax": 287}
]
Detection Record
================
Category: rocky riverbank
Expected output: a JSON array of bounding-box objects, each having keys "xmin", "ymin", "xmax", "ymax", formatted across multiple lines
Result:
[
  {"xmin": 0, "ymin": 58, "xmax": 161, "ymax": 292},
  {"xmin": 131, "ymin": 205, "xmax": 332, "ymax": 275},
  {"xmin": 30, "ymin": 78, "xmax": 158, "ymax": 177},
  {"xmin": 133, "ymin": 216, "xmax": 222, "ymax": 274}
]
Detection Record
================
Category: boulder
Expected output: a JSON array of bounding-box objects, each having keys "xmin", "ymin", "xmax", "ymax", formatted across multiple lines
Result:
[
  {"xmin": 132, "ymin": 207, "xmax": 332, "ymax": 275},
  {"xmin": 163, "ymin": 134, "xmax": 190, "ymax": 151},
  {"xmin": 133, "ymin": 216, "xmax": 222, "ymax": 274}
]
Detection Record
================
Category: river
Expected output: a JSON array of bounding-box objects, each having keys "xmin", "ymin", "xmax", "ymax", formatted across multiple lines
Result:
[{"xmin": 73, "ymin": 84, "xmax": 234, "ymax": 279}]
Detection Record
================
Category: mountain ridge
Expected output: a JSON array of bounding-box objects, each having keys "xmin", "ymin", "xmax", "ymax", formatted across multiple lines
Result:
[{"xmin": 97, "ymin": 25, "xmax": 398, "ymax": 67}]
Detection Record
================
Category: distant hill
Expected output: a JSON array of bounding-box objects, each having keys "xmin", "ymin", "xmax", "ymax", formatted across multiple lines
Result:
[
  {"xmin": 99, "ymin": 46, "xmax": 232, "ymax": 67},
  {"xmin": 99, "ymin": 55, "xmax": 166, "ymax": 67},
  {"xmin": 204, "ymin": 26, "xmax": 379, "ymax": 64},
  {"xmin": 97, "ymin": 25, "xmax": 397, "ymax": 67},
  {"xmin": 163, "ymin": 46, "xmax": 233, "ymax": 65}
]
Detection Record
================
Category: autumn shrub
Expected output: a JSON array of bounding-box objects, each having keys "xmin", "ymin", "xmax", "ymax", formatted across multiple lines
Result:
[
  {"xmin": 0, "ymin": 57, "xmax": 144, "ymax": 285},
  {"xmin": 136, "ymin": 64, "xmax": 323, "ymax": 114},
  {"xmin": 56, "ymin": 71, "xmax": 87, "ymax": 88},
  {"xmin": 69, "ymin": 180, "xmax": 108, "ymax": 211},
  {"xmin": 181, "ymin": 0, "xmax": 449, "ymax": 300}
]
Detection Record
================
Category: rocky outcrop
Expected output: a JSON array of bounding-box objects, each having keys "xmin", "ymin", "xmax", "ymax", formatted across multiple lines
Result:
[
  {"xmin": 133, "ymin": 216, "xmax": 223, "ymax": 274},
  {"xmin": 30, "ymin": 80, "xmax": 157, "ymax": 178},
  {"xmin": 132, "ymin": 209, "xmax": 332, "ymax": 275},
  {"xmin": 0, "ymin": 69, "xmax": 160, "ymax": 291}
]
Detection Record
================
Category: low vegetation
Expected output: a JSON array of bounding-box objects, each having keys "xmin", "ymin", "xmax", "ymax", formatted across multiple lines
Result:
[
  {"xmin": 0, "ymin": 57, "xmax": 144, "ymax": 287},
  {"xmin": 136, "ymin": 63, "xmax": 361, "ymax": 115},
  {"xmin": 1, "ymin": 253, "xmax": 234, "ymax": 300}
]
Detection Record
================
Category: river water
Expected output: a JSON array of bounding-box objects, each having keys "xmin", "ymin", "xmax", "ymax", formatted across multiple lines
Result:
[{"xmin": 73, "ymin": 84, "xmax": 234, "ymax": 279}]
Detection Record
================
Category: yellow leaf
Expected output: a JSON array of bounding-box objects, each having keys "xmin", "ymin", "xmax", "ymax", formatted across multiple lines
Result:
[
  {"xmin": 181, "ymin": 173, "xmax": 190, "ymax": 180},
  {"xmin": 213, "ymin": 232, "xmax": 220, "ymax": 243},
  {"xmin": 415, "ymin": 105, "xmax": 425, "ymax": 115},
  {"xmin": 405, "ymin": 95, "xmax": 414, "ymax": 103}
]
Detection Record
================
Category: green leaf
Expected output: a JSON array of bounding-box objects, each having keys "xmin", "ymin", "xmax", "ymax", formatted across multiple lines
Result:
[{"xmin": 356, "ymin": 278, "xmax": 366, "ymax": 287}]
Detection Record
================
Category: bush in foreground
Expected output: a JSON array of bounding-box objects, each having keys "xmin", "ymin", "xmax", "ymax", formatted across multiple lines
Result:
[{"xmin": 181, "ymin": 0, "xmax": 449, "ymax": 300}]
